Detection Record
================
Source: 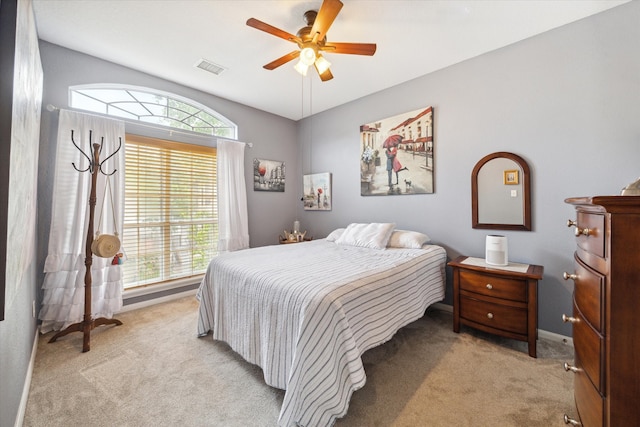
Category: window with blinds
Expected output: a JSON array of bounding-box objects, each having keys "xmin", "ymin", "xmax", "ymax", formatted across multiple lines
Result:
[{"xmin": 123, "ymin": 134, "xmax": 217, "ymax": 289}]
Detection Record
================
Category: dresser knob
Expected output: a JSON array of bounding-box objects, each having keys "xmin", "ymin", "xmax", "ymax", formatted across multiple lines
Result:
[
  {"xmin": 567, "ymin": 220, "xmax": 592, "ymax": 236},
  {"xmin": 486, "ymin": 283, "xmax": 493, "ymax": 290},
  {"xmin": 487, "ymin": 312, "xmax": 494, "ymax": 319},
  {"xmin": 563, "ymin": 272, "xmax": 577, "ymax": 281},
  {"xmin": 563, "ymin": 362, "xmax": 580, "ymax": 373},
  {"xmin": 563, "ymin": 414, "xmax": 582, "ymax": 425},
  {"xmin": 562, "ymin": 314, "xmax": 579, "ymax": 324},
  {"xmin": 574, "ymin": 227, "xmax": 592, "ymax": 237}
]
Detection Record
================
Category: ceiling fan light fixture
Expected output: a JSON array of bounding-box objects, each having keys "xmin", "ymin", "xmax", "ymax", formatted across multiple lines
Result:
[
  {"xmin": 299, "ymin": 46, "xmax": 317, "ymax": 66},
  {"xmin": 314, "ymin": 55, "xmax": 331, "ymax": 75},
  {"xmin": 246, "ymin": 0, "xmax": 376, "ymax": 82},
  {"xmin": 294, "ymin": 59, "xmax": 309, "ymax": 76}
]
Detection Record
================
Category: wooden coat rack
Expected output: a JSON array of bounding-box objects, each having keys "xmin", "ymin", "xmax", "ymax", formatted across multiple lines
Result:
[{"xmin": 49, "ymin": 130, "xmax": 123, "ymax": 352}]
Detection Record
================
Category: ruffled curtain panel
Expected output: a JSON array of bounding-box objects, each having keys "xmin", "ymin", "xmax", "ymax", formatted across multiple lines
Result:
[
  {"xmin": 216, "ymin": 139, "xmax": 250, "ymax": 253},
  {"xmin": 39, "ymin": 110, "xmax": 125, "ymax": 333}
]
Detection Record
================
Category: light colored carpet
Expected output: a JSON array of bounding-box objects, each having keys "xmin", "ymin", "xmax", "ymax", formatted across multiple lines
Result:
[{"xmin": 24, "ymin": 296, "xmax": 575, "ymax": 427}]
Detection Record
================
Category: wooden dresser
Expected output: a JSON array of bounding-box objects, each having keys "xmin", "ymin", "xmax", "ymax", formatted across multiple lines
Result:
[
  {"xmin": 449, "ymin": 256, "xmax": 543, "ymax": 358},
  {"xmin": 563, "ymin": 196, "xmax": 640, "ymax": 426}
]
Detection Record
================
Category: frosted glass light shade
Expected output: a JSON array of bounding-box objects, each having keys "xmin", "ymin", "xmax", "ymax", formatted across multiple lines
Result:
[
  {"xmin": 300, "ymin": 47, "xmax": 316, "ymax": 66},
  {"xmin": 294, "ymin": 60, "xmax": 309, "ymax": 76},
  {"xmin": 314, "ymin": 55, "xmax": 331, "ymax": 74}
]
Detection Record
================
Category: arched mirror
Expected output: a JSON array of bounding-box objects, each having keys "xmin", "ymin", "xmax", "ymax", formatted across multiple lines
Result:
[{"xmin": 472, "ymin": 152, "xmax": 531, "ymax": 231}]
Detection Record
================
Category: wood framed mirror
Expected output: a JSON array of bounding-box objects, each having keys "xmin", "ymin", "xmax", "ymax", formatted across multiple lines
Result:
[{"xmin": 472, "ymin": 152, "xmax": 531, "ymax": 231}]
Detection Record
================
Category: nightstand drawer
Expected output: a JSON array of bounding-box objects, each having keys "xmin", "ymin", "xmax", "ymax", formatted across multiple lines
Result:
[
  {"xmin": 460, "ymin": 296, "xmax": 527, "ymax": 335},
  {"xmin": 459, "ymin": 270, "xmax": 527, "ymax": 302}
]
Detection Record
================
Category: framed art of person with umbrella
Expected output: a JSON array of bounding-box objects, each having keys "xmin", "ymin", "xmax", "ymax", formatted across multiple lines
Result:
[{"xmin": 359, "ymin": 106, "xmax": 434, "ymax": 196}]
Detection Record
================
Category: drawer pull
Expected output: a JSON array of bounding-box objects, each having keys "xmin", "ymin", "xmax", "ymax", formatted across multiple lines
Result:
[
  {"xmin": 563, "ymin": 272, "xmax": 577, "ymax": 281},
  {"xmin": 562, "ymin": 314, "xmax": 579, "ymax": 324},
  {"xmin": 487, "ymin": 312, "xmax": 494, "ymax": 319},
  {"xmin": 486, "ymin": 283, "xmax": 493, "ymax": 290},
  {"xmin": 568, "ymin": 220, "xmax": 592, "ymax": 236},
  {"xmin": 563, "ymin": 414, "xmax": 581, "ymax": 425},
  {"xmin": 574, "ymin": 227, "xmax": 591, "ymax": 237},
  {"xmin": 563, "ymin": 362, "xmax": 580, "ymax": 373}
]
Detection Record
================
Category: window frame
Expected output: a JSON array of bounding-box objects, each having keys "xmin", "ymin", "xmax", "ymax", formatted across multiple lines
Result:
[
  {"xmin": 69, "ymin": 84, "xmax": 233, "ymax": 295},
  {"xmin": 69, "ymin": 84, "xmax": 238, "ymax": 139},
  {"xmin": 122, "ymin": 133, "xmax": 218, "ymax": 290}
]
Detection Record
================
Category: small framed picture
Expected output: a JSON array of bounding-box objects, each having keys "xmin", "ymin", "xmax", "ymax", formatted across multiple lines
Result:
[
  {"xmin": 253, "ymin": 158, "xmax": 285, "ymax": 192},
  {"xmin": 303, "ymin": 172, "xmax": 332, "ymax": 211},
  {"xmin": 504, "ymin": 170, "xmax": 519, "ymax": 185}
]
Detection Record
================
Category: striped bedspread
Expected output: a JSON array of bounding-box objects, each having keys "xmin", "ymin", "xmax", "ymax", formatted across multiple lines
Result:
[{"xmin": 197, "ymin": 239, "xmax": 446, "ymax": 426}]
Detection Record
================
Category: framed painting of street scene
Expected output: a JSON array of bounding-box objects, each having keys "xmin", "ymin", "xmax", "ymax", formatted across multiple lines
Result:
[
  {"xmin": 253, "ymin": 158, "xmax": 285, "ymax": 192},
  {"xmin": 303, "ymin": 172, "xmax": 332, "ymax": 211},
  {"xmin": 360, "ymin": 106, "xmax": 434, "ymax": 196}
]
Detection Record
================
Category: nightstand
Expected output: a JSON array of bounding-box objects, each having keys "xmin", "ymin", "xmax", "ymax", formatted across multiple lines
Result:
[{"xmin": 448, "ymin": 255, "xmax": 543, "ymax": 358}]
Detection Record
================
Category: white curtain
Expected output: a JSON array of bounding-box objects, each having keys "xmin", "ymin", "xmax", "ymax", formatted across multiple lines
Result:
[
  {"xmin": 216, "ymin": 138, "xmax": 249, "ymax": 253},
  {"xmin": 39, "ymin": 110, "xmax": 125, "ymax": 333}
]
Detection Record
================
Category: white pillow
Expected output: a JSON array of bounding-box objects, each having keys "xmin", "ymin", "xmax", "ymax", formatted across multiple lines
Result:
[
  {"xmin": 387, "ymin": 229, "xmax": 431, "ymax": 249},
  {"xmin": 335, "ymin": 223, "xmax": 396, "ymax": 249},
  {"xmin": 325, "ymin": 228, "xmax": 345, "ymax": 242}
]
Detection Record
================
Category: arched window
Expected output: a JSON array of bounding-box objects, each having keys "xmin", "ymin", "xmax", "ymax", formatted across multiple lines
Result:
[
  {"xmin": 69, "ymin": 84, "xmax": 237, "ymax": 138},
  {"xmin": 69, "ymin": 85, "xmax": 232, "ymax": 291}
]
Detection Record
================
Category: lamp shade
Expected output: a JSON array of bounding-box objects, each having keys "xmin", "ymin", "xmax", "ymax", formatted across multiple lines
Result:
[
  {"xmin": 299, "ymin": 47, "xmax": 316, "ymax": 66},
  {"xmin": 294, "ymin": 60, "xmax": 309, "ymax": 76},
  {"xmin": 314, "ymin": 55, "xmax": 331, "ymax": 74}
]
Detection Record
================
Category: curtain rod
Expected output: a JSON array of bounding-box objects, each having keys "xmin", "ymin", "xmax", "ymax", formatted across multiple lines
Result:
[{"xmin": 45, "ymin": 104, "xmax": 252, "ymax": 148}]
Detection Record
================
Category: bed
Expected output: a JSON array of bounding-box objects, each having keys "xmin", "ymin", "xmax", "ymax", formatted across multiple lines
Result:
[{"xmin": 197, "ymin": 224, "xmax": 446, "ymax": 426}]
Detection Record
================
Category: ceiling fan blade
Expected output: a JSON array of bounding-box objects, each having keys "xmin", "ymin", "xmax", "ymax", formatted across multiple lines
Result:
[
  {"xmin": 247, "ymin": 18, "xmax": 301, "ymax": 44},
  {"xmin": 263, "ymin": 51, "xmax": 300, "ymax": 70},
  {"xmin": 316, "ymin": 66, "xmax": 334, "ymax": 82},
  {"xmin": 322, "ymin": 42, "xmax": 377, "ymax": 56},
  {"xmin": 310, "ymin": 0, "xmax": 343, "ymax": 42}
]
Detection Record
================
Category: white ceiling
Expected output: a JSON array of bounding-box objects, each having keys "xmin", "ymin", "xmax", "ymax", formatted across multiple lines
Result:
[{"xmin": 32, "ymin": 0, "xmax": 628, "ymax": 121}]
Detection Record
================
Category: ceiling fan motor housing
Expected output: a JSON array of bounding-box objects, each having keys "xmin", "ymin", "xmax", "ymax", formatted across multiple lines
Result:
[{"xmin": 297, "ymin": 11, "xmax": 327, "ymax": 47}]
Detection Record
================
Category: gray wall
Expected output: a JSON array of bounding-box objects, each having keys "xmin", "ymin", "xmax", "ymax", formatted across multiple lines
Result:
[{"xmin": 296, "ymin": 2, "xmax": 640, "ymax": 336}]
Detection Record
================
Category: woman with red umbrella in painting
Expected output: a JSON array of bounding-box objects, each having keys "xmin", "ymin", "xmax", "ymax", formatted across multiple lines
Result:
[{"xmin": 383, "ymin": 135, "xmax": 408, "ymax": 188}]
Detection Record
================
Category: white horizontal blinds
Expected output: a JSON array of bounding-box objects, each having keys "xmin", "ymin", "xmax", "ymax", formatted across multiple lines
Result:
[{"xmin": 123, "ymin": 134, "xmax": 218, "ymax": 289}]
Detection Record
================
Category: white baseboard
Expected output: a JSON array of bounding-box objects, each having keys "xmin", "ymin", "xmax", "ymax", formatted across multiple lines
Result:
[
  {"xmin": 118, "ymin": 288, "xmax": 198, "ymax": 313},
  {"xmin": 16, "ymin": 330, "xmax": 39, "ymax": 427},
  {"xmin": 430, "ymin": 302, "xmax": 573, "ymax": 347}
]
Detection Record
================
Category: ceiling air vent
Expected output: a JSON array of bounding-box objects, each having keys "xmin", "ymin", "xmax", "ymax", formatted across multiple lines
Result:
[{"xmin": 194, "ymin": 58, "xmax": 226, "ymax": 76}]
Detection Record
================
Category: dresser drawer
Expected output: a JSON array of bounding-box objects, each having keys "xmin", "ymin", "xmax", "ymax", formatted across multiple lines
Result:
[
  {"xmin": 573, "ymin": 255, "xmax": 605, "ymax": 333},
  {"xmin": 459, "ymin": 270, "xmax": 527, "ymax": 302},
  {"xmin": 575, "ymin": 211, "xmax": 606, "ymax": 259},
  {"xmin": 460, "ymin": 296, "xmax": 527, "ymax": 335},
  {"xmin": 573, "ymin": 303, "xmax": 604, "ymax": 393},
  {"xmin": 574, "ymin": 365, "xmax": 604, "ymax": 427}
]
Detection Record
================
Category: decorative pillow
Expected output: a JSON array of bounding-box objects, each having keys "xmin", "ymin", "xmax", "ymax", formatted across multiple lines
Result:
[
  {"xmin": 325, "ymin": 228, "xmax": 345, "ymax": 242},
  {"xmin": 387, "ymin": 229, "xmax": 431, "ymax": 249},
  {"xmin": 335, "ymin": 223, "xmax": 396, "ymax": 249}
]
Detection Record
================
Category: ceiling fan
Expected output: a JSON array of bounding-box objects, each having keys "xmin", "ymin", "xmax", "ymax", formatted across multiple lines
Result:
[{"xmin": 246, "ymin": 0, "xmax": 376, "ymax": 82}]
